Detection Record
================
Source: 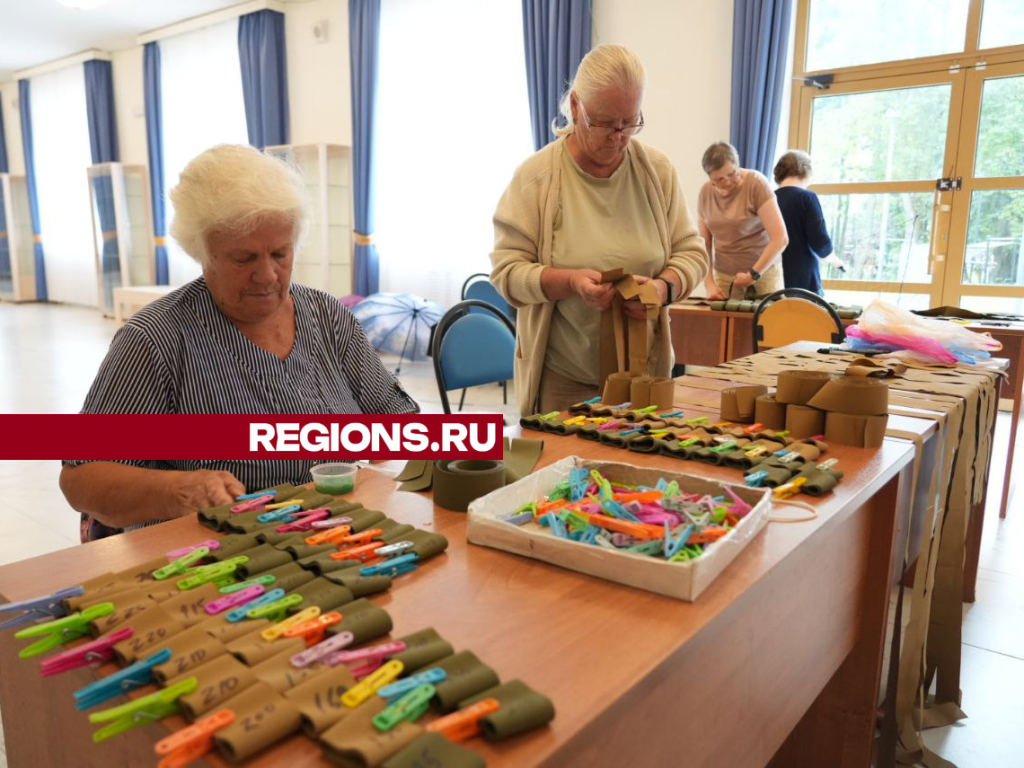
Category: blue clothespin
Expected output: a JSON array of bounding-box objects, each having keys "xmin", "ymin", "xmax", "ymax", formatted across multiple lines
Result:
[
  {"xmin": 660, "ymin": 410, "xmax": 685, "ymax": 418},
  {"xmin": 601, "ymin": 499, "xmax": 641, "ymax": 523},
  {"xmin": 569, "ymin": 467, "xmax": 590, "ymax": 502},
  {"xmin": 360, "ymin": 553, "xmax": 419, "ymax": 578},
  {"xmin": 14, "ymin": 603, "xmax": 114, "ymax": 658},
  {"xmin": 377, "ymin": 667, "xmax": 447, "ymax": 700},
  {"xmin": 664, "ymin": 523, "xmax": 694, "ymax": 560},
  {"xmin": 236, "ymin": 488, "xmax": 278, "ymax": 501},
  {"xmin": 581, "ymin": 396, "xmax": 602, "ymax": 405},
  {"xmin": 88, "ymin": 677, "xmax": 197, "ymax": 743},
  {"xmin": 500, "ymin": 510, "xmax": 535, "ymax": 526},
  {"xmin": 618, "ymin": 427, "xmax": 646, "ymax": 436},
  {"xmin": 579, "ymin": 525, "xmax": 601, "ymax": 545},
  {"xmin": 0, "ymin": 586, "xmax": 84, "ymax": 630},
  {"xmin": 610, "ymin": 401, "xmax": 631, "ymax": 409},
  {"xmin": 225, "ymin": 588, "xmax": 286, "ymax": 622},
  {"xmin": 745, "ymin": 470, "xmax": 769, "ymax": 488},
  {"xmin": 545, "ymin": 511, "xmax": 569, "ymax": 539},
  {"xmin": 256, "ymin": 504, "xmax": 302, "ymax": 523},
  {"xmin": 73, "ymin": 649, "xmax": 173, "ymax": 710}
]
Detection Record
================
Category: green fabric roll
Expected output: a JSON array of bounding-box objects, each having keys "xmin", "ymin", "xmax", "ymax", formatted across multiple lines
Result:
[
  {"xmin": 198, "ymin": 502, "xmax": 236, "ymax": 529},
  {"xmin": 431, "ymin": 651, "xmax": 500, "ymax": 714},
  {"xmin": 575, "ymin": 426, "xmax": 603, "ymax": 442},
  {"xmin": 722, "ymin": 449, "xmax": 761, "ymax": 470},
  {"xmin": 297, "ymin": 493, "xmax": 335, "ymax": 510},
  {"xmin": 236, "ymin": 544, "xmax": 294, "ymax": 577},
  {"xmin": 381, "ymin": 733, "xmax": 485, "ymax": 768},
  {"xmin": 392, "ymin": 530, "xmax": 448, "ymax": 560},
  {"xmin": 625, "ymin": 435, "xmax": 666, "ymax": 453},
  {"xmin": 326, "ymin": 598, "xmax": 392, "ymax": 644},
  {"xmin": 459, "ymin": 679, "xmax": 556, "ymax": 741},
  {"xmin": 753, "ymin": 462, "xmax": 797, "ymax": 488},
  {"xmin": 724, "ymin": 299, "xmax": 743, "ymax": 311},
  {"xmin": 502, "ymin": 437, "xmax": 544, "ymax": 484},
  {"xmin": 691, "ymin": 446, "xmax": 726, "ymax": 465},
  {"xmin": 541, "ymin": 420, "xmax": 580, "ymax": 435},
  {"xmin": 707, "ymin": 300, "xmax": 727, "ymax": 311},
  {"xmin": 207, "ymin": 534, "xmax": 260, "ymax": 561},
  {"xmin": 390, "ymin": 628, "xmax": 454, "ymax": 673},
  {"xmin": 299, "ymin": 554, "xmax": 363, "ymax": 577},
  {"xmin": 259, "ymin": 562, "xmax": 316, "ymax": 593},
  {"xmin": 518, "ymin": 415, "xmax": 547, "ymax": 431},
  {"xmin": 347, "ymin": 508, "xmax": 387, "ymax": 532},
  {"xmin": 397, "ymin": 463, "xmax": 434, "ymax": 492},
  {"xmin": 327, "ymin": 500, "xmax": 365, "ymax": 515},
  {"xmin": 287, "ymin": 578, "xmax": 355, "ymax": 614},
  {"xmin": 795, "ymin": 466, "xmax": 844, "ymax": 496},
  {"xmin": 257, "ymin": 530, "xmax": 303, "ymax": 546},
  {"xmin": 378, "ymin": 519, "xmax": 416, "ymax": 542},
  {"xmin": 284, "ymin": 543, "xmax": 338, "ymax": 561},
  {"xmin": 323, "ymin": 572, "xmax": 392, "ymax": 598},
  {"xmin": 597, "ymin": 430, "xmax": 632, "ymax": 448}
]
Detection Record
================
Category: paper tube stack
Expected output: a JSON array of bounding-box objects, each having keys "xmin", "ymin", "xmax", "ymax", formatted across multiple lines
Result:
[
  {"xmin": 809, "ymin": 374, "xmax": 890, "ymax": 448},
  {"xmin": 718, "ymin": 386, "xmax": 767, "ymax": 423},
  {"xmin": 602, "ymin": 373, "xmax": 674, "ymax": 409}
]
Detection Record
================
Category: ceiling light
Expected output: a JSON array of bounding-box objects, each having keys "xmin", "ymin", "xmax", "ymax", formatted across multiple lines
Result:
[{"xmin": 56, "ymin": 0, "xmax": 108, "ymax": 10}]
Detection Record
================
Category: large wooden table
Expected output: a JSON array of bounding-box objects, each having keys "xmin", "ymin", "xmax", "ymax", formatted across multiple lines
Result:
[{"xmin": 0, "ymin": 385, "xmax": 934, "ymax": 768}]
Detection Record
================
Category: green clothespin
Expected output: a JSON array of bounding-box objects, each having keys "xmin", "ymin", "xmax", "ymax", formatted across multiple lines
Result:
[
  {"xmin": 247, "ymin": 594, "xmax": 303, "ymax": 622},
  {"xmin": 219, "ymin": 575, "xmax": 276, "ymax": 594},
  {"xmin": 88, "ymin": 677, "xmax": 198, "ymax": 743},
  {"xmin": 564, "ymin": 510, "xmax": 589, "ymax": 532},
  {"xmin": 538, "ymin": 411, "xmax": 561, "ymax": 420},
  {"xmin": 775, "ymin": 430, "xmax": 791, "ymax": 437},
  {"xmin": 372, "ymin": 684, "xmax": 435, "ymax": 732},
  {"xmin": 709, "ymin": 441, "xmax": 738, "ymax": 453},
  {"xmin": 590, "ymin": 469, "xmax": 612, "ymax": 500},
  {"xmin": 152, "ymin": 547, "xmax": 210, "ymax": 580},
  {"xmin": 712, "ymin": 506, "xmax": 728, "ymax": 524},
  {"xmin": 177, "ymin": 560, "xmax": 243, "ymax": 591},
  {"xmin": 626, "ymin": 540, "xmax": 663, "ymax": 557},
  {"xmin": 632, "ymin": 405, "xmax": 658, "ymax": 415},
  {"xmin": 548, "ymin": 481, "xmax": 572, "ymax": 501},
  {"xmin": 663, "ymin": 480, "xmax": 680, "ymax": 497},
  {"xmin": 678, "ymin": 437, "xmax": 701, "ymax": 447},
  {"xmin": 684, "ymin": 416, "xmax": 709, "ymax": 425},
  {"xmin": 14, "ymin": 602, "xmax": 114, "ymax": 659}
]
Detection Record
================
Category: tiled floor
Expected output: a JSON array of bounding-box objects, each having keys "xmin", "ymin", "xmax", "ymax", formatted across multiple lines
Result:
[{"xmin": 0, "ymin": 300, "xmax": 1020, "ymax": 767}]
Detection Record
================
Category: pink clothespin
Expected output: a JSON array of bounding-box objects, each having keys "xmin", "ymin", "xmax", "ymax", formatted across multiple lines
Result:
[
  {"xmin": 349, "ymin": 656, "xmax": 384, "ymax": 680},
  {"xmin": 166, "ymin": 540, "xmax": 221, "ymax": 559},
  {"xmin": 39, "ymin": 627, "xmax": 133, "ymax": 677},
  {"xmin": 230, "ymin": 494, "xmax": 274, "ymax": 514},
  {"xmin": 324, "ymin": 640, "xmax": 406, "ymax": 667},
  {"xmin": 204, "ymin": 585, "xmax": 266, "ymax": 616},
  {"xmin": 290, "ymin": 630, "xmax": 356, "ymax": 669},
  {"xmin": 275, "ymin": 508, "xmax": 331, "ymax": 533},
  {"xmin": 596, "ymin": 420, "xmax": 622, "ymax": 431}
]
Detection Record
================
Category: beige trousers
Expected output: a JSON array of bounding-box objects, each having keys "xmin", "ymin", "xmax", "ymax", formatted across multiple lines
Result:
[
  {"xmin": 713, "ymin": 263, "xmax": 784, "ymax": 298},
  {"xmin": 537, "ymin": 366, "xmax": 601, "ymax": 414}
]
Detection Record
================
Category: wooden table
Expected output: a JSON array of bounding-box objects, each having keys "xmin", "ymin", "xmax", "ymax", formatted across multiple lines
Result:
[{"xmin": 0, "ymin": 395, "xmax": 935, "ymax": 768}]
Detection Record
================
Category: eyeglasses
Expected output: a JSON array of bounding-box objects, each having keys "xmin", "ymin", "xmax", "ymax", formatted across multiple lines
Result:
[
  {"xmin": 578, "ymin": 100, "xmax": 644, "ymax": 137},
  {"xmin": 710, "ymin": 167, "xmax": 741, "ymax": 188}
]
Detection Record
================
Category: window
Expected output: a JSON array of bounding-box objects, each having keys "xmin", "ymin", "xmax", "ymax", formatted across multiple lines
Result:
[
  {"xmin": 30, "ymin": 64, "xmax": 95, "ymax": 306},
  {"xmin": 980, "ymin": 0, "xmax": 1024, "ymax": 49},
  {"xmin": 376, "ymin": 0, "xmax": 533, "ymax": 309},
  {"xmin": 160, "ymin": 19, "xmax": 249, "ymax": 286}
]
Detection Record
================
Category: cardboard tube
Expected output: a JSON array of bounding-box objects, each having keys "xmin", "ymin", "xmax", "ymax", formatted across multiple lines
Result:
[
  {"xmin": 236, "ymin": 544, "xmax": 294, "ymax": 578},
  {"xmin": 260, "ymin": 561, "xmax": 317, "ymax": 593},
  {"xmin": 603, "ymin": 371, "xmax": 638, "ymax": 405},
  {"xmin": 807, "ymin": 374, "xmax": 889, "ymax": 416},
  {"xmin": 160, "ymin": 582, "xmax": 224, "ymax": 628},
  {"xmin": 825, "ymin": 412, "xmax": 889, "ymax": 448},
  {"xmin": 754, "ymin": 394, "xmax": 788, "ymax": 430},
  {"xmin": 151, "ymin": 626, "xmax": 227, "ymax": 683},
  {"xmin": 320, "ymin": 698, "xmax": 422, "ymax": 767},
  {"xmin": 787, "ymin": 442, "xmax": 822, "ymax": 462},
  {"xmin": 283, "ymin": 664, "xmax": 357, "ymax": 736},
  {"xmin": 300, "ymin": 554, "xmax": 364, "ymax": 577},
  {"xmin": 795, "ymin": 466, "xmax": 844, "ymax": 496},
  {"xmin": 252, "ymin": 647, "xmax": 326, "ymax": 693},
  {"xmin": 214, "ymin": 682, "xmax": 303, "ymax": 763},
  {"xmin": 719, "ymin": 385, "xmax": 767, "ymax": 423},
  {"xmin": 175, "ymin": 654, "xmax": 258, "ymax": 721},
  {"xmin": 629, "ymin": 376, "xmax": 654, "ymax": 408},
  {"xmin": 323, "ymin": 572, "xmax": 392, "ymax": 598},
  {"xmin": 88, "ymin": 595, "xmax": 158, "ymax": 636},
  {"xmin": 287, "ymin": 578, "xmax": 355, "ymax": 614},
  {"xmin": 326, "ymin": 598, "xmax": 393, "ymax": 644},
  {"xmin": 433, "ymin": 460, "xmax": 507, "ymax": 512},
  {"xmin": 197, "ymin": 616, "xmax": 271, "ymax": 644},
  {"xmin": 432, "ymin": 651, "xmax": 500, "ymax": 713},
  {"xmin": 207, "ymin": 534, "xmax": 261, "ymax": 561},
  {"xmin": 649, "ymin": 377, "xmax": 675, "ymax": 409},
  {"xmin": 112, "ymin": 606, "xmax": 187, "ymax": 665},
  {"xmin": 283, "ymin": 543, "xmax": 338, "ymax": 561},
  {"xmin": 775, "ymin": 370, "xmax": 830, "ymax": 405},
  {"xmin": 390, "ymin": 628, "xmax": 454, "ymax": 673},
  {"xmin": 381, "ymin": 733, "xmax": 485, "ymax": 768},
  {"xmin": 751, "ymin": 462, "xmax": 797, "ymax": 488},
  {"xmin": 227, "ymin": 628, "xmax": 305, "ymax": 667},
  {"xmin": 786, "ymin": 404, "xmax": 826, "ymax": 439},
  {"xmin": 395, "ymin": 530, "xmax": 449, "ymax": 560},
  {"xmin": 459, "ymin": 679, "xmax": 556, "ymax": 741}
]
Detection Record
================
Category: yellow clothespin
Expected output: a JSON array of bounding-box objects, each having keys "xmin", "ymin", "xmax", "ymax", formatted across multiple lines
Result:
[
  {"xmin": 260, "ymin": 605, "xmax": 322, "ymax": 642},
  {"xmin": 773, "ymin": 476, "xmax": 807, "ymax": 499}
]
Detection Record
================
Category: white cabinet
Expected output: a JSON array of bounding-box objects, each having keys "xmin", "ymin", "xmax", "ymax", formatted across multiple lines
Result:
[{"xmin": 0, "ymin": 174, "xmax": 36, "ymax": 302}]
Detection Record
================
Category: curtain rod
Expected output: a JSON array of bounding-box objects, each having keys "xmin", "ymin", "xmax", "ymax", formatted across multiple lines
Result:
[
  {"xmin": 137, "ymin": 0, "xmax": 286, "ymax": 45},
  {"xmin": 14, "ymin": 49, "xmax": 111, "ymax": 80}
]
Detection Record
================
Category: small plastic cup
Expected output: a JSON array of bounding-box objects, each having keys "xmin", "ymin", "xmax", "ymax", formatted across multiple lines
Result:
[{"xmin": 310, "ymin": 463, "xmax": 357, "ymax": 495}]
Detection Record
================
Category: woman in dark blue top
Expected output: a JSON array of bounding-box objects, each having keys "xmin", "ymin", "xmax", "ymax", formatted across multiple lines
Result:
[{"xmin": 773, "ymin": 151, "xmax": 836, "ymax": 296}]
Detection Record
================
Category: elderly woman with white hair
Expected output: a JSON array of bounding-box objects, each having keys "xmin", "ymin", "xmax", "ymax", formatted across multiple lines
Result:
[
  {"xmin": 491, "ymin": 44, "xmax": 708, "ymax": 415},
  {"xmin": 60, "ymin": 144, "xmax": 417, "ymax": 542}
]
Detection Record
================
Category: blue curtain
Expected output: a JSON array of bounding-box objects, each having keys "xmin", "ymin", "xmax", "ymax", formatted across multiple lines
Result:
[
  {"xmin": 18, "ymin": 79, "xmax": 47, "ymax": 301},
  {"xmin": 0, "ymin": 90, "xmax": 8, "ymax": 173},
  {"xmin": 349, "ymin": 0, "xmax": 381, "ymax": 296},
  {"xmin": 521, "ymin": 0, "xmax": 592, "ymax": 151},
  {"xmin": 238, "ymin": 9, "xmax": 290, "ymax": 149},
  {"xmin": 730, "ymin": 0, "xmax": 793, "ymax": 177},
  {"xmin": 144, "ymin": 42, "xmax": 168, "ymax": 285},
  {"xmin": 84, "ymin": 60, "xmax": 121, "ymax": 308}
]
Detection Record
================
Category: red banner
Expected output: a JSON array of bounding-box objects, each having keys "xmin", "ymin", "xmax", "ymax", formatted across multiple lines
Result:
[{"xmin": 0, "ymin": 414, "xmax": 504, "ymax": 460}]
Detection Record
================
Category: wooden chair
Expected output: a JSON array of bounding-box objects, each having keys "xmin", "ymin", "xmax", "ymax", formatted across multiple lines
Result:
[{"xmin": 752, "ymin": 288, "xmax": 846, "ymax": 351}]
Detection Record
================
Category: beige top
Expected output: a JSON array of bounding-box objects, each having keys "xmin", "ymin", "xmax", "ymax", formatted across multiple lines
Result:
[
  {"xmin": 545, "ymin": 147, "xmax": 663, "ymax": 385},
  {"xmin": 697, "ymin": 169, "xmax": 773, "ymax": 275},
  {"xmin": 490, "ymin": 137, "xmax": 709, "ymax": 415}
]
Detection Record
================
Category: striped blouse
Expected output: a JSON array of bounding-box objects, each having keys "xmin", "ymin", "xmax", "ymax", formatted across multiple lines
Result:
[{"xmin": 65, "ymin": 277, "xmax": 418, "ymax": 542}]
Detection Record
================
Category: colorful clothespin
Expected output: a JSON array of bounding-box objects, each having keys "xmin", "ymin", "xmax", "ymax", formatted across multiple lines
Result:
[
  {"xmin": 256, "ymin": 504, "xmax": 303, "ymax": 524},
  {"xmin": 0, "ymin": 586, "xmax": 84, "ymax": 630},
  {"xmin": 663, "ymin": 523, "xmax": 694, "ymax": 560},
  {"xmin": 265, "ymin": 499, "xmax": 305, "ymax": 511},
  {"xmin": 326, "ymin": 640, "xmax": 406, "ymax": 668},
  {"xmin": 335, "ymin": 528, "xmax": 384, "ymax": 547},
  {"xmin": 236, "ymin": 488, "xmax": 278, "ymax": 501},
  {"xmin": 777, "ymin": 451, "xmax": 803, "ymax": 464},
  {"xmin": 305, "ymin": 524, "xmax": 354, "ymax": 546},
  {"xmin": 376, "ymin": 541, "xmax": 415, "ymax": 558},
  {"xmin": 377, "ymin": 668, "xmax": 447, "ymax": 701},
  {"xmin": 709, "ymin": 441, "xmax": 738, "ymax": 453},
  {"xmin": 290, "ymin": 630, "xmax": 355, "ymax": 668},
  {"xmin": 88, "ymin": 677, "xmax": 198, "ymax": 743},
  {"xmin": 372, "ymin": 684, "xmax": 435, "ymax": 732},
  {"xmin": 330, "ymin": 541, "xmax": 384, "ymax": 562},
  {"xmin": 230, "ymin": 494, "xmax": 274, "ymax": 514},
  {"xmin": 309, "ymin": 516, "xmax": 354, "ymax": 530},
  {"xmin": 154, "ymin": 709, "xmax": 235, "ymax": 768},
  {"xmin": 261, "ymin": 606, "xmax": 322, "ymax": 642},
  {"xmin": 350, "ymin": 656, "xmax": 385, "ymax": 680},
  {"xmin": 166, "ymin": 541, "xmax": 221, "ymax": 560},
  {"xmin": 276, "ymin": 508, "xmax": 330, "ymax": 533},
  {"xmin": 14, "ymin": 602, "xmax": 114, "ymax": 658},
  {"xmin": 660, "ymin": 410, "xmax": 684, "ymax": 418},
  {"xmin": 677, "ymin": 437, "xmax": 701, "ymax": 447},
  {"xmin": 225, "ymin": 588, "xmax": 286, "ymax": 623},
  {"xmin": 39, "ymin": 626, "xmax": 132, "ymax": 677},
  {"xmin": 425, "ymin": 698, "xmax": 500, "ymax": 742},
  {"xmin": 500, "ymin": 509, "xmax": 535, "ymax": 526},
  {"xmin": 360, "ymin": 553, "xmax": 419, "ymax": 578},
  {"xmin": 152, "ymin": 548, "xmax": 211, "ymax": 580},
  {"xmin": 745, "ymin": 470, "xmax": 769, "ymax": 488},
  {"xmin": 744, "ymin": 445, "xmax": 768, "ymax": 458},
  {"xmin": 177, "ymin": 559, "xmax": 246, "ymax": 590},
  {"xmin": 246, "ymin": 594, "xmax": 303, "ymax": 622},
  {"xmin": 684, "ymin": 416, "xmax": 709, "ymax": 425},
  {"xmin": 816, "ymin": 458, "xmax": 838, "ymax": 471},
  {"xmin": 204, "ymin": 585, "xmax": 266, "ymax": 615},
  {"xmin": 218, "ymin": 575, "xmax": 275, "ymax": 594},
  {"xmin": 74, "ymin": 649, "xmax": 173, "ymax": 710},
  {"xmin": 538, "ymin": 411, "xmax": 561, "ymax": 420},
  {"xmin": 282, "ymin": 611, "xmax": 342, "ymax": 647},
  {"xmin": 773, "ymin": 476, "xmax": 808, "ymax": 499},
  {"xmin": 545, "ymin": 511, "xmax": 569, "ymax": 539},
  {"xmin": 596, "ymin": 419, "xmax": 622, "ymax": 431},
  {"xmin": 342, "ymin": 660, "xmax": 404, "ymax": 707},
  {"xmin": 632, "ymin": 405, "xmax": 658, "ymax": 415},
  {"xmin": 601, "ymin": 499, "xmax": 641, "ymax": 523},
  {"xmin": 579, "ymin": 396, "xmax": 602, "ymax": 405}
]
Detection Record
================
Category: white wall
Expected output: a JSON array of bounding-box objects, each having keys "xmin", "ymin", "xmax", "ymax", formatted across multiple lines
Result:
[
  {"xmin": 110, "ymin": 46, "xmax": 147, "ymax": 165},
  {"xmin": 0, "ymin": 80, "xmax": 25, "ymax": 175},
  {"xmin": 286, "ymin": 0, "xmax": 351, "ymax": 145},
  {"xmin": 593, "ymin": 0, "xmax": 733, "ymax": 206}
]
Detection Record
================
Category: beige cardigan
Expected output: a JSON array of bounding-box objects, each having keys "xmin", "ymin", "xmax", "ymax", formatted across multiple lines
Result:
[{"xmin": 490, "ymin": 137, "xmax": 709, "ymax": 415}]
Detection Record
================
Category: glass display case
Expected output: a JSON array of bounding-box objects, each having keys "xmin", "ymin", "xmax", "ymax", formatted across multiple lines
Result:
[
  {"xmin": 264, "ymin": 143, "xmax": 353, "ymax": 297},
  {"xmin": 86, "ymin": 163, "xmax": 155, "ymax": 316},
  {"xmin": 0, "ymin": 173, "xmax": 36, "ymax": 302}
]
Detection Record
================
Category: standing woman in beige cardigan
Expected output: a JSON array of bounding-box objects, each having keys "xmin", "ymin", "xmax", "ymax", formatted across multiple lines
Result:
[{"xmin": 490, "ymin": 44, "xmax": 708, "ymax": 415}]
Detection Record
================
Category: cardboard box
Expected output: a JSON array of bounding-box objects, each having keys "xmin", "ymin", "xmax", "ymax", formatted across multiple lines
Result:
[{"xmin": 467, "ymin": 457, "xmax": 771, "ymax": 601}]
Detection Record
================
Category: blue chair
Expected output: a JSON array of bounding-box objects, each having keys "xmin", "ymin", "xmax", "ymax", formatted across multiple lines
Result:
[
  {"xmin": 432, "ymin": 300, "xmax": 515, "ymax": 414},
  {"xmin": 462, "ymin": 273, "xmax": 515, "ymax": 323}
]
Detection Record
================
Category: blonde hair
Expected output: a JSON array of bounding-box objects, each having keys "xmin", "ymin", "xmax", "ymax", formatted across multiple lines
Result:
[
  {"xmin": 702, "ymin": 142, "xmax": 740, "ymax": 174},
  {"xmin": 774, "ymin": 149, "xmax": 813, "ymax": 184},
  {"xmin": 553, "ymin": 44, "xmax": 646, "ymax": 137},
  {"xmin": 169, "ymin": 144, "xmax": 310, "ymax": 265}
]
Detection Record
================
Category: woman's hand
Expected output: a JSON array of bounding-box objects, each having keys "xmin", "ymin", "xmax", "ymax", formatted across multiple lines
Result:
[
  {"xmin": 570, "ymin": 269, "xmax": 616, "ymax": 311},
  {"xmin": 704, "ymin": 276, "xmax": 727, "ymax": 301},
  {"xmin": 733, "ymin": 271, "xmax": 755, "ymax": 289},
  {"xmin": 163, "ymin": 469, "xmax": 246, "ymax": 518},
  {"xmin": 623, "ymin": 275, "xmax": 663, "ymax": 320}
]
